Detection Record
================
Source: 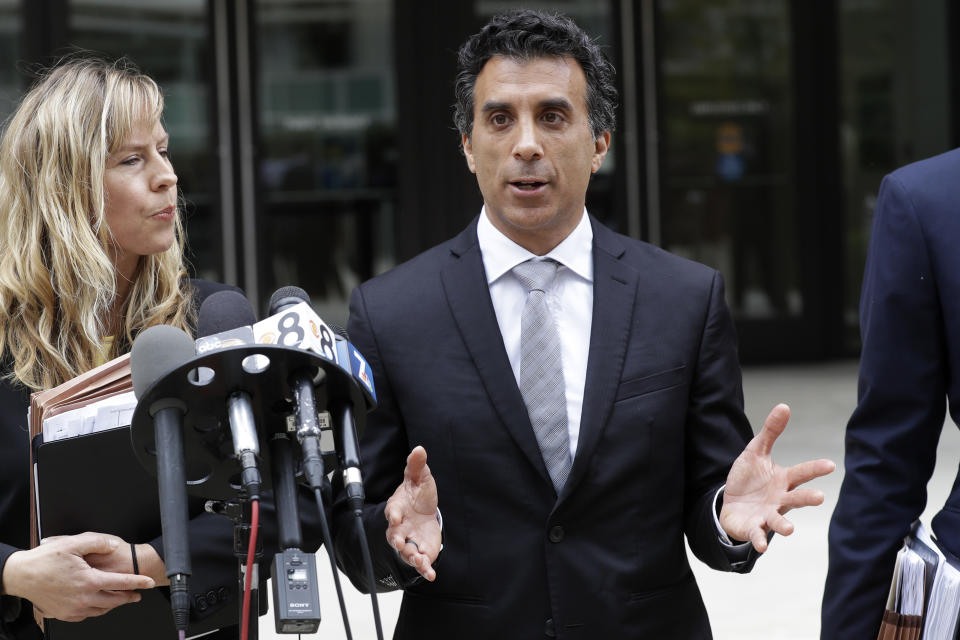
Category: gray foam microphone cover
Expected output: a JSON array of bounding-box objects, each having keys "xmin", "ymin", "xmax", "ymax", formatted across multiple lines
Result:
[
  {"xmin": 268, "ymin": 285, "xmax": 310, "ymax": 315},
  {"xmin": 197, "ymin": 290, "xmax": 257, "ymax": 337},
  {"xmin": 131, "ymin": 325, "xmax": 197, "ymax": 399}
]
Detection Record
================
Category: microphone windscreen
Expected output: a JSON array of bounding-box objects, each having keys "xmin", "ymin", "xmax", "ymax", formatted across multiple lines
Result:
[
  {"xmin": 268, "ymin": 285, "xmax": 310, "ymax": 316},
  {"xmin": 197, "ymin": 290, "xmax": 257, "ymax": 338},
  {"xmin": 131, "ymin": 325, "xmax": 196, "ymax": 398},
  {"xmin": 327, "ymin": 322, "xmax": 350, "ymax": 341}
]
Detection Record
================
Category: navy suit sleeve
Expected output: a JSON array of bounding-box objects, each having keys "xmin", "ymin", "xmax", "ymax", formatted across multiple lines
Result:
[
  {"xmin": 822, "ymin": 173, "xmax": 947, "ymax": 639},
  {"xmin": 682, "ymin": 271, "xmax": 761, "ymax": 572},
  {"xmin": 332, "ymin": 286, "xmax": 422, "ymax": 593}
]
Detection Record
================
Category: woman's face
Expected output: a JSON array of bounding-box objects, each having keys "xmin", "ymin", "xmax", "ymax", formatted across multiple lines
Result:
[{"xmin": 103, "ymin": 119, "xmax": 178, "ymax": 280}]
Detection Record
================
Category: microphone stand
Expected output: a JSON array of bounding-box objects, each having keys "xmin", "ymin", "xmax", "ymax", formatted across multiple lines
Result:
[{"xmin": 205, "ymin": 498, "xmax": 262, "ymax": 639}]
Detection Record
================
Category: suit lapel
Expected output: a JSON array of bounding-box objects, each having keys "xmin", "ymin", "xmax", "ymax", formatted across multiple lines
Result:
[
  {"xmin": 560, "ymin": 218, "xmax": 640, "ymax": 501},
  {"xmin": 440, "ymin": 220, "xmax": 553, "ymax": 486}
]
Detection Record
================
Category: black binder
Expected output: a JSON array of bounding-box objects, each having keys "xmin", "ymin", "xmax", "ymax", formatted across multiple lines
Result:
[{"xmin": 33, "ymin": 427, "xmax": 232, "ymax": 640}]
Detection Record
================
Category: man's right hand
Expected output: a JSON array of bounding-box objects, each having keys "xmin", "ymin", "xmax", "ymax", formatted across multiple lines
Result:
[
  {"xmin": 2, "ymin": 532, "xmax": 155, "ymax": 622},
  {"xmin": 385, "ymin": 446, "xmax": 441, "ymax": 581}
]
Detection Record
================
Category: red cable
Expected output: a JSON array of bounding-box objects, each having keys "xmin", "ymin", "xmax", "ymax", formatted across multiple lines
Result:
[{"xmin": 240, "ymin": 499, "xmax": 260, "ymax": 640}]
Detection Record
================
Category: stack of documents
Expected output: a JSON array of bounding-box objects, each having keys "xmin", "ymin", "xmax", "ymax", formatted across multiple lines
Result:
[
  {"xmin": 27, "ymin": 354, "xmax": 132, "ymax": 546},
  {"xmin": 879, "ymin": 520, "xmax": 960, "ymax": 640}
]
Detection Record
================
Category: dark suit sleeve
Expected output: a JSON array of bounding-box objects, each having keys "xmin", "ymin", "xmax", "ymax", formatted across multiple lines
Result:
[
  {"xmin": 821, "ymin": 173, "xmax": 946, "ymax": 639},
  {"xmin": 332, "ymin": 286, "xmax": 422, "ymax": 593},
  {"xmin": 683, "ymin": 271, "xmax": 761, "ymax": 572},
  {"xmin": 0, "ymin": 543, "xmax": 21, "ymax": 621}
]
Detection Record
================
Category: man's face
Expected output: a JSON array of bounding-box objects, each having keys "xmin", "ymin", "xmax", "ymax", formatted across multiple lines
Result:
[{"xmin": 463, "ymin": 55, "xmax": 610, "ymax": 255}]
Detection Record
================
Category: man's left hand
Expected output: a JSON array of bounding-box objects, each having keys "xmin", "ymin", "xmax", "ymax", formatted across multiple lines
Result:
[
  {"xmin": 385, "ymin": 446, "xmax": 441, "ymax": 581},
  {"xmin": 719, "ymin": 403, "xmax": 836, "ymax": 552}
]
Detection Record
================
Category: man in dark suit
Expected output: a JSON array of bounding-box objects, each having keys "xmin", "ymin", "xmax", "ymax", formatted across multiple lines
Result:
[
  {"xmin": 334, "ymin": 10, "xmax": 834, "ymax": 639},
  {"xmin": 822, "ymin": 148, "xmax": 960, "ymax": 638}
]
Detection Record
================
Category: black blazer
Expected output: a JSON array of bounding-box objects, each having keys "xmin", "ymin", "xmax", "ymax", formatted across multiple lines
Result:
[
  {"xmin": 823, "ymin": 149, "xmax": 960, "ymax": 638},
  {"xmin": 0, "ymin": 279, "xmax": 294, "ymax": 640},
  {"xmin": 334, "ymin": 217, "xmax": 759, "ymax": 639}
]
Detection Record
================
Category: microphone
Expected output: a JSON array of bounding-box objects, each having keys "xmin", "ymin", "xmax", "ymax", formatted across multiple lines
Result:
[
  {"xmin": 130, "ymin": 325, "xmax": 198, "ymax": 633},
  {"xmin": 263, "ymin": 288, "xmax": 381, "ymax": 639},
  {"xmin": 327, "ymin": 324, "xmax": 366, "ymax": 515},
  {"xmin": 254, "ymin": 286, "xmax": 339, "ymax": 365},
  {"xmin": 329, "ymin": 325, "xmax": 377, "ymax": 409},
  {"xmin": 328, "ymin": 323, "xmax": 386, "ymax": 640},
  {"xmin": 195, "ymin": 290, "xmax": 257, "ymax": 353},
  {"xmin": 262, "ymin": 287, "xmax": 330, "ymax": 491},
  {"xmin": 193, "ymin": 291, "xmax": 263, "ymax": 499}
]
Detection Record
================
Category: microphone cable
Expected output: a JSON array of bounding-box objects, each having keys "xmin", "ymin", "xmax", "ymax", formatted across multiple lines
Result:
[
  {"xmin": 309, "ymin": 485, "xmax": 353, "ymax": 640},
  {"xmin": 352, "ymin": 509, "xmax": 385, "ymax": 640},
  {"xmin": 240, "ymin": 498, "xmax": 260, "ymax": 640}
]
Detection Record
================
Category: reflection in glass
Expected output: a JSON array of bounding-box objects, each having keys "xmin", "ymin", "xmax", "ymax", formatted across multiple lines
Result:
[
  {"xmin": 257, "ymin": 0, "xmax": 396, "ymax": 326},
  {"xmin": 838, "ymin": 0, "xmax": 950, "ymax": 347},
  {"xmin": 68, "ymin": 0, "xmax": 220, "ymax": 282},
  {"xmin": 0, "ymin": 0, "xmax": 21, "ymax": 125},
  {"xmin": 658, "ymin": 0, "xmax": 799, "ymax": 319}
]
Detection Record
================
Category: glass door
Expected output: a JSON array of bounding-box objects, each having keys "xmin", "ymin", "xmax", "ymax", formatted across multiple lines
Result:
[
  {"xmin": 253, "ymin": 0, "xmax": 397, "ymax": 326},
  {"xmin": 657, "ymin": 0, "xmax": 799, "ymax": 323}
]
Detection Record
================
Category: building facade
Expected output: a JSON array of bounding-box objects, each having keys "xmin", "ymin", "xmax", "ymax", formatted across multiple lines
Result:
[{"xmin": 1, "ymin": 0, "xmax": 956, "ymax": 361}]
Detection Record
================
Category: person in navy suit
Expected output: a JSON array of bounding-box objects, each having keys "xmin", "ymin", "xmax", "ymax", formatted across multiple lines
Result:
[
  {"xmin": 333, "ymin": 10, "xmax": 835, "ymax": 639},
  {"xmin": 822, "ymin": 148, "xmax": 960, "ymax": 638}
]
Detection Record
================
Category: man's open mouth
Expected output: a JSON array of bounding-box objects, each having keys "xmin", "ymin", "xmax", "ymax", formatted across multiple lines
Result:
[{"xmin": 511, "ymin": 180, "xmax": 546, "ymax": 190}]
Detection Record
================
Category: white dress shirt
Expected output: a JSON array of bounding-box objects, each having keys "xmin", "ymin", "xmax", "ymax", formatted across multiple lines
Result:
[
  {"xmin": 477, "ymin": 208, "xmax": 593, "ymax": 459},
  {"xmin": 476, "ymin": 207, "xmax": 748, "ymax": 555}
]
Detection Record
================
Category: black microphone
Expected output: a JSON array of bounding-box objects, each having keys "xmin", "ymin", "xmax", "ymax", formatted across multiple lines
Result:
[
  {"xmin": 327, "ymin": 324, "xmax": 365, "ymax": 515},
  {"xmin": 328, "ymin": 322, "xmax": 386, "ymax": 640},
  {"xmin": 131, "ymin": 325, "xmax": 198, "ymax": 633},
  {"xmin": 195, "ymin": 290, "xmax": 257, "ymax": 351},
  {"xmin": 266, "ymin": 287, "xmax": 329, "ymax": 492},
  {"xmin": 194, "ymin": 291, "xmax": 262, "ymax": 499}
]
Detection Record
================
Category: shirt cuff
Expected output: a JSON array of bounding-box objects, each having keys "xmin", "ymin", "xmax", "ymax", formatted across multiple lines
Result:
[{"xmin": 712, "ymin": 485, "xmax": 752, "ymax": 550}]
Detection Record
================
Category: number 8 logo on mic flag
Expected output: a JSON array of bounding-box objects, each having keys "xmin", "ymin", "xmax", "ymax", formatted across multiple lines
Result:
[{"xmin": 253, "ymin": 301, "xmax": 339, "ymax": 365}]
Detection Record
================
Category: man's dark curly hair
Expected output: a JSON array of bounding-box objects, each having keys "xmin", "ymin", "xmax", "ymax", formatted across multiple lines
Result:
[{"xmin": 453, "ymin": 9, "xmax": 618, "ymax": 142}]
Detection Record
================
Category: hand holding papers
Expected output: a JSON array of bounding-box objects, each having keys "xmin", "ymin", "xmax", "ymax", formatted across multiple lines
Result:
[{"xmin": 879, "ymin": 521, "xmax": 960, "ymax": 640}]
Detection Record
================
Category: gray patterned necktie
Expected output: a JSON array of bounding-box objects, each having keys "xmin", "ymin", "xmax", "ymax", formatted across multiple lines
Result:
[{"xmin": 513, "ymin": 258, "xmax": 571, "ymax": 492}]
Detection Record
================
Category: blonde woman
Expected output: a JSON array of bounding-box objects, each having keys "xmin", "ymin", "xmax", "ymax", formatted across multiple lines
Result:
[
  {"xmin": 0, "ymin": 58, "xmax": 240, "ymax": 639},
  {"xmin": 0, "ymin": 57, "xmax": 440, "ymax": 640}
]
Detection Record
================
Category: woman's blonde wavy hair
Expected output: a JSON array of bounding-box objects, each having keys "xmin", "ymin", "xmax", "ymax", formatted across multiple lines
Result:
[{"xmin": 0, "ymin": 56, "xmax": 195, "ymax": 391}]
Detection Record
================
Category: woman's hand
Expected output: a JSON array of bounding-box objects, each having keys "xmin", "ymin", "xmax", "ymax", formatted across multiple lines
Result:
[
  {"xmin": 84, "ymin": 538, "xmax": 169, "ymax": 586},
  {"xmin": 2, "ymin": 532, "xmax": 155, "ymax": 622}
]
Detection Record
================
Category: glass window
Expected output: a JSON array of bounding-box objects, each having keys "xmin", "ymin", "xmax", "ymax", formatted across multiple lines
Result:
[
  {"xmin": 839, "ymin": 0, "xmax": 951, "ymax": 348},
  {"xmin": 658, "ymin": 0, "xmax": 800, "ymax": 319},
  {"xmin": 256, "ymin": 0, "xmax": 396, "ymax": 326},
  {"xmin": 0, "ymin": 0, "xmax": 21, "ymax": 125},
  {"xmin": 68, "ymin": 0, "xmax": 221, "ymax": 282}
]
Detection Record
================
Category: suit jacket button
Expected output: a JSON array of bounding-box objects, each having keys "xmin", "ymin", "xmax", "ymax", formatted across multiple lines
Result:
[
  {"xmin": 545, "ymin": 618, "xmax": 556, "ymax": 637},
  {"xmin": 217, "ymin": 587, "xmax": 229, "ymax": 602},
  {"xmin": 549, "ymin": 525, "xmax": 565, "ymax": 543},
  {"xmin": 195, "ymin": 595, "xmax": 209, "ymax": 612},
  {"xmin": 206, "ymin": 590, "xmax": 218, "ymax": 606}
]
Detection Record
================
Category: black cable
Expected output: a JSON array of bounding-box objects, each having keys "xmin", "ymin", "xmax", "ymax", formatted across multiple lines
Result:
[
  {"xmin": 311, "ymin": 486, "xmax": 353, "ymax": 640},
  {"xmin": 354, "ymin": 512, "xmax": 384, "ymax": 640}
]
